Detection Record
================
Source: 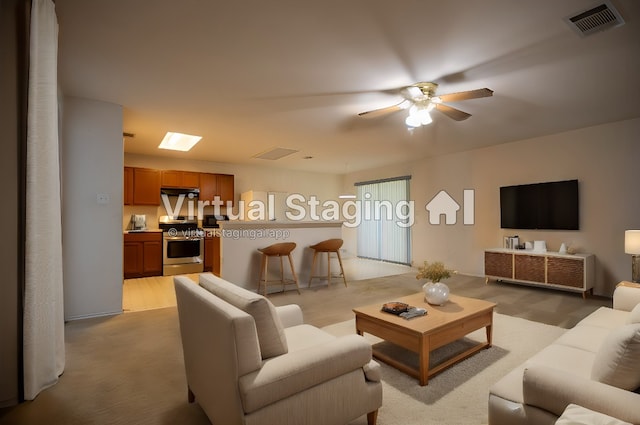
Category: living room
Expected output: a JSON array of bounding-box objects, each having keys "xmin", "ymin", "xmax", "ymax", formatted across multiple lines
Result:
[{"xmin": 2, "ymin": 0, "xmax": 640, "ymax": 424}]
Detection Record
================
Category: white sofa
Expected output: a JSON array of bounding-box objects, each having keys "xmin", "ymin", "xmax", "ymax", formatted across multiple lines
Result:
[
  {"xmin": 174, "ymin": 273, "xmax": 382, "ymax": 425},
  {"xmin": 489, "ymin": 282, "xmax": 640, "ymax": 425}
]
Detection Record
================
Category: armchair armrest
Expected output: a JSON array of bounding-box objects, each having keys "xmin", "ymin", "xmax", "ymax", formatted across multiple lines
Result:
[
  {"xmin": 522, "ymin": 365, "xmax": 640, "ymax": 424},
  {"xmin": 274, "ymin": 304, "xmax": 304, "ymax": 328},
  {"xmin": 239, "ymin": 334, "xmax": 372, "ymax": 413},
  {"xmin": 614, "ymin": 282, "xmax": 640, "ymax": 311}
]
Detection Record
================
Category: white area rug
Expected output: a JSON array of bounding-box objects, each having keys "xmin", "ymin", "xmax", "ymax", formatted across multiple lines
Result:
[{"xmin": 322, "ymin": 313, "xmax": 566, "ymax": 425}]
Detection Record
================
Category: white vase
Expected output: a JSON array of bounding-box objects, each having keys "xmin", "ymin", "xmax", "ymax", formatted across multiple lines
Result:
[{"xmin": 422, "ymin": 281, "xmax": 450, "ymax": 305}]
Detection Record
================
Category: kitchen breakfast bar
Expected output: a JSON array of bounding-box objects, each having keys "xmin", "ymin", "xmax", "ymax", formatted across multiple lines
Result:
[{"xmin": 216, "ymin": 220, "xmax": 344, "ymax": 291}]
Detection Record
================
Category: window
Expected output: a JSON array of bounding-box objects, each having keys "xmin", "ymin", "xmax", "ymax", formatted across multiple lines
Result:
[{"xmin": 355, "ymin": 176, "xmax": 411, "ymax": 265}]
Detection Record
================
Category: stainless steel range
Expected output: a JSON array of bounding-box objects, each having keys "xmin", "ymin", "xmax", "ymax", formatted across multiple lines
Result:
[{"xmin": 159, "ymin": 215, "xmax": 204, "ymax": 276}]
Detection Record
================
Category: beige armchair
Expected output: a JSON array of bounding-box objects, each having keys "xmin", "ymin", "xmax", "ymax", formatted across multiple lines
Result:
[{"xmin": 174, "ymin": 273, "xmax": 382, "ymax": 425}]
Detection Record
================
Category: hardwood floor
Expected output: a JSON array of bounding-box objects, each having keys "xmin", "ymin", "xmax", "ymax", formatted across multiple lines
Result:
[
  {"xmin": 121, "ymin": 258, "xmax": 412, "ymax": 313},
  {"xmin": 122, "ymin": 258, "xmax": 610, "ymax": 328}
]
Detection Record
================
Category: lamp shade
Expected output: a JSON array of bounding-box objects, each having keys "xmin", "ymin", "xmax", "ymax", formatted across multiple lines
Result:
[{"xmin": 625, "ymin": 230, "xmax": 640, "ymax": 254}]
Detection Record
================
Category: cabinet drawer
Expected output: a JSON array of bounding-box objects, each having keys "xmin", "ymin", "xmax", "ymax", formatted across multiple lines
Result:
[
  {"xmin": 547, "ymin": 257, "xmax": 584, "ymax": 288},
  {"xmin": 514, "ymin": 255, "xmax": 546, "ymax": 283},
  {"xmin": 484, "ymin": 252, "xmax": 512, "ymax": 278}
]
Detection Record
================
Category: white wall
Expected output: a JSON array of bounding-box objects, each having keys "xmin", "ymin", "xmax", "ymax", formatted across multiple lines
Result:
[
  {"xmin": 61, "ymin": 97, "xmax": 123, "ymax": 320},
  {"xmin": 342, "ymin": 118, "xmax": 640, "ymax": 296}
]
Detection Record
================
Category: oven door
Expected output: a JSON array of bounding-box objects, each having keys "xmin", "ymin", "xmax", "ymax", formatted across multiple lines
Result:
[{"xmin": 163, "ymin": 236, "xmax": 204, "ymax": 265}]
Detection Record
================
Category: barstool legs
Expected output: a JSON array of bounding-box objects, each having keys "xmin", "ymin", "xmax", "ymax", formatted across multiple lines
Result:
[
  {"xmin": 257, "ymin": 248, "xmax": 300, "ymax": 296},
  {"xmin": 308, "ymin": 250, "xmax": 347, "ymax": 287}
]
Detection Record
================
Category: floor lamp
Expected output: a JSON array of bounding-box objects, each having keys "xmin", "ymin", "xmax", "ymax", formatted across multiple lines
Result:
[{"xmin": 625, "ymin": 230, "xmax": 640, "ymax": 283}]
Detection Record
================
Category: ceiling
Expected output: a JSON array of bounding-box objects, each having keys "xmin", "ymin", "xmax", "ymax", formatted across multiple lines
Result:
[{"xmin": 55, "ymin": 0, "xmax": 640, "ymax": 174}]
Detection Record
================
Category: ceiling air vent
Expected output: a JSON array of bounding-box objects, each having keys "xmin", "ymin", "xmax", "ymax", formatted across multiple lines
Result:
[
  {"xmin": 253, "ymin": 147, "xmax": 299, "ymax": 160},
  {"xmin": 565, "ymin": 1, "xmax": 625, "ymax": 37}
]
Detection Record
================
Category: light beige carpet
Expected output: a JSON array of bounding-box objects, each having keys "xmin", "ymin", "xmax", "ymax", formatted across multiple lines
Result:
[{"xmin": 323, "ymin": 313, "xmax": 566, "ymax": 425}]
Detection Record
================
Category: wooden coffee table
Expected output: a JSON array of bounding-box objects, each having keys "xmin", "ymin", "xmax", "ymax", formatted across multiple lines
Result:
[{"xmin": 353, "ymin": 293, "xmax": 496, "ymax": 386}]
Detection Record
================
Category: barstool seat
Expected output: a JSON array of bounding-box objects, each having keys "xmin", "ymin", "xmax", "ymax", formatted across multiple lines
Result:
[
  {"xmin": 257, "ymin": 242, "xmax": 300, "ymax": 296},
  {"xmin": 308, "ymin": 238, "xmax": 347, "ymax": 287}
]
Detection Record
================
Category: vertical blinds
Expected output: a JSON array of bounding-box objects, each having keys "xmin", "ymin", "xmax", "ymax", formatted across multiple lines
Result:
[{"xmin": 356, "ymin": 176, "xmax": 411, "ymax": 265}]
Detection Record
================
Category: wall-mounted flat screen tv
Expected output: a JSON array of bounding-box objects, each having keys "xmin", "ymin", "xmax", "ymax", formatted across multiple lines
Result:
[{"xmin": 500, "ymin": 179, "xmax": 579, "ymax": 230}]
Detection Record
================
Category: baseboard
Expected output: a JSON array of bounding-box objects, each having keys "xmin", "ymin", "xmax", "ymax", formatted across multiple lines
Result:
[{"xmin": 64, "ymin": 309, "xmax": 123, "ymax": 322}]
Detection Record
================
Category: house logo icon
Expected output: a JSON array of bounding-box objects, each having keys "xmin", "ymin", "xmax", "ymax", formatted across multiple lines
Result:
[{"xmin": 425, "ymin": 190, "xmax": 475, "ymax": 225}]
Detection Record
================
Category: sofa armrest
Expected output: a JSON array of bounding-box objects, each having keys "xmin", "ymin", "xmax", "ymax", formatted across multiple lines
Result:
[
  {"xmin": 522, "ymin": 365, "xmax": 640, "ymax": 424},
  {"xmin": 274, "ymin": 304, "xmax": 304, "ymax": 328},
  {"xmin": 614, "ymin": 282, "xmax": 640, "ymax": 311},
  {"xmin": 238, "ymin": 334, "xmax": 372, "ymax": 413}
]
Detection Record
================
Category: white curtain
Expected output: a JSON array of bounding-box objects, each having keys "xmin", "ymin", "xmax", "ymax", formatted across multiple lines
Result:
[{"xmin": 23, "ymin": 0, "xmax": 65, "ymax": 400}]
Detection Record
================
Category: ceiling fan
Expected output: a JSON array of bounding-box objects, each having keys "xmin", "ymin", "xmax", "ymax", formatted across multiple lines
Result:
[{"xmin": 358, "ymin": 82, "xmax": 493, "ymax": 128}]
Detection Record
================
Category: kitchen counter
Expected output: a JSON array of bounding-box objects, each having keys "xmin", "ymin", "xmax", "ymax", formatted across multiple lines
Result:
[
  {"xmin": 217, "ymin": 221, "xmax": 343, "ymax": 290},
  {"xmin": 218, "ymin": 220, "xmax": 343, "ymax": 229},
  {"xmin": 123, "ymin": 229, "xmax": 163, "ymax": 234}
]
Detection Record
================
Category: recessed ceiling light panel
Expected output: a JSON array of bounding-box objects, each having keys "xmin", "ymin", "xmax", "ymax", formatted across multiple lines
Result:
[{"xmin": 158, "ymin": 132, "xmax": 202, "ymax": 151}]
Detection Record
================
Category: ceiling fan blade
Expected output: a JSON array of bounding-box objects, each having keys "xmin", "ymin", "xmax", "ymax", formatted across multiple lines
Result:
[
  {"xmin": 435, "ymin": 104, "xmax": 472, "ymax": 121},
  {"xmin": 437, "ymin": 88, "xmax": 493, "ymax": 103},
  {"xmin": 358, "ymin": 101, "xmax": 406, "ymax": 118}
]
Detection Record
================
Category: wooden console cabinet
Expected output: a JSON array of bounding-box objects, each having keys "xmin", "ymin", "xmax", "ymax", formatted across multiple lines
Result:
[{"xmin": 484, "ymin": 249, "xmax": 594, "ymax": 298}]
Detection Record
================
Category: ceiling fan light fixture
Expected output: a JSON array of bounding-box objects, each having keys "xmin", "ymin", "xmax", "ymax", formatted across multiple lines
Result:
[{"xmin": 405, "ymin": 114, "xmax": 422, "ymax": 128}]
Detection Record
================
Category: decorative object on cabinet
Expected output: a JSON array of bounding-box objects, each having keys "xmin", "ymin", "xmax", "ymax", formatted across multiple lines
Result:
[{"xmin": 624, "ymin": 230, "xmax": 640, "ymax": 283}]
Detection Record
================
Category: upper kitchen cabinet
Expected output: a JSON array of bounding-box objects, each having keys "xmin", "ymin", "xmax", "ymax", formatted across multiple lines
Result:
[
  {"xmin": 124, "ymin": 167, "xmax": 134, "ymax": 205},
  {"xmin": 161, "ymin": 170, "xmax": 200, "ymax": 188},
  {"xmin": 199, "ymin": 172, "xmax": 218, "ymax": 201},
  {"xmin": 132, "ymin": 168, "xmax": 161, "ymax": 205},
  {"xmin": 199, "ymin": 173, "xmax": 234, "ymax": 205},
  {"xmin": 217, "ymin": 174, "xmax": 235, "ymax": 206}
]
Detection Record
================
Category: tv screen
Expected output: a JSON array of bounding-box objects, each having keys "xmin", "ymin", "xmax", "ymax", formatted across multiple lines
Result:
[{"xmin": 500, "ymin": 180, "xmax": 579, "ymax": 230}]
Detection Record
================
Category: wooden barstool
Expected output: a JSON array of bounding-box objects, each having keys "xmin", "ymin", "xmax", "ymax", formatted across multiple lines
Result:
[
  {"xmin": 308, "ymin": 239, "xmax": 347, "ymax": 287},
  {"xmin": 257, "ymin": 242, "xmax": 300, "ymax": 296}
]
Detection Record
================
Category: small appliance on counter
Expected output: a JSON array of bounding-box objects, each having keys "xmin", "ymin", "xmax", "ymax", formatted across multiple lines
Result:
[
  {"xmin": 129, "ymin": 214, "xmax": 147, "ymax": 231},
  {"xmin": 202, "ymin": 214, "xmax": 229, "ymax": 228}
]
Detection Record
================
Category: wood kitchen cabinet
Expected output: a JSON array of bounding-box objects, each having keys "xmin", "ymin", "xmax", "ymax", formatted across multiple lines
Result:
[
  {"xmin": 124, "ymin": 167, "xmax": 134, "ymax": 205},
  {"xmin": 132, "ymin": 168, "xmax": 161, "ymax": 205},
  {"xmin": 123, "ymin": 232, "xmax": 163, "ymax": 278},
  {"xmin": 203, "ymin": 231, "xmax": 221, "ymax": 276},
  {"xmin": 161, "ymin": 170, "xmax": 200, "ymax": 188},
  {"xmin": 199, "ymin": 173, "xmax": 235, "ymax": 206},
  {"xmin": 199, "ymin": 173, "xmax": 218, "ymax": 201},
  {"xmin": 217, "ymin": 174, "xmax": 235, "ymax": 206},
  {"xmin": 484, "ymin": 249, "xmax": 594, "ymax": 298}
]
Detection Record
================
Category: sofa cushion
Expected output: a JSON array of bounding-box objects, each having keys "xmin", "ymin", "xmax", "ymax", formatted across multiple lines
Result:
[
  {"xmin": 199, "ymin": 273, "xmax": 288, "ymax": 359},
  {"xmin": 627, "ymin": 303, "xmax": 640, "ymax": 324},
  {"xmin": 555, "ymin": 403, "xmax": 632, "ymax": 425},
  {"xmin": 591, "ymin": 324, "xmax": 640, "ymax": 390}
]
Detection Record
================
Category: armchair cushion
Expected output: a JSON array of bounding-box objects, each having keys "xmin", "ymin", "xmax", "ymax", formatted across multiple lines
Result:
[
  {"xmin": 238, "ymin": 334, "xmax": 372, "ymax": 413},
  {"xmin": 555, "ymin": 404, "xmax": 632, "ymax": 425},
  {"xmin": 199, "ymin": 273, "xmax": 288, "ymax": 359},
  {"xmin": 590, "ymin": 323, "xmax": 640, "ymax": 390}
]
